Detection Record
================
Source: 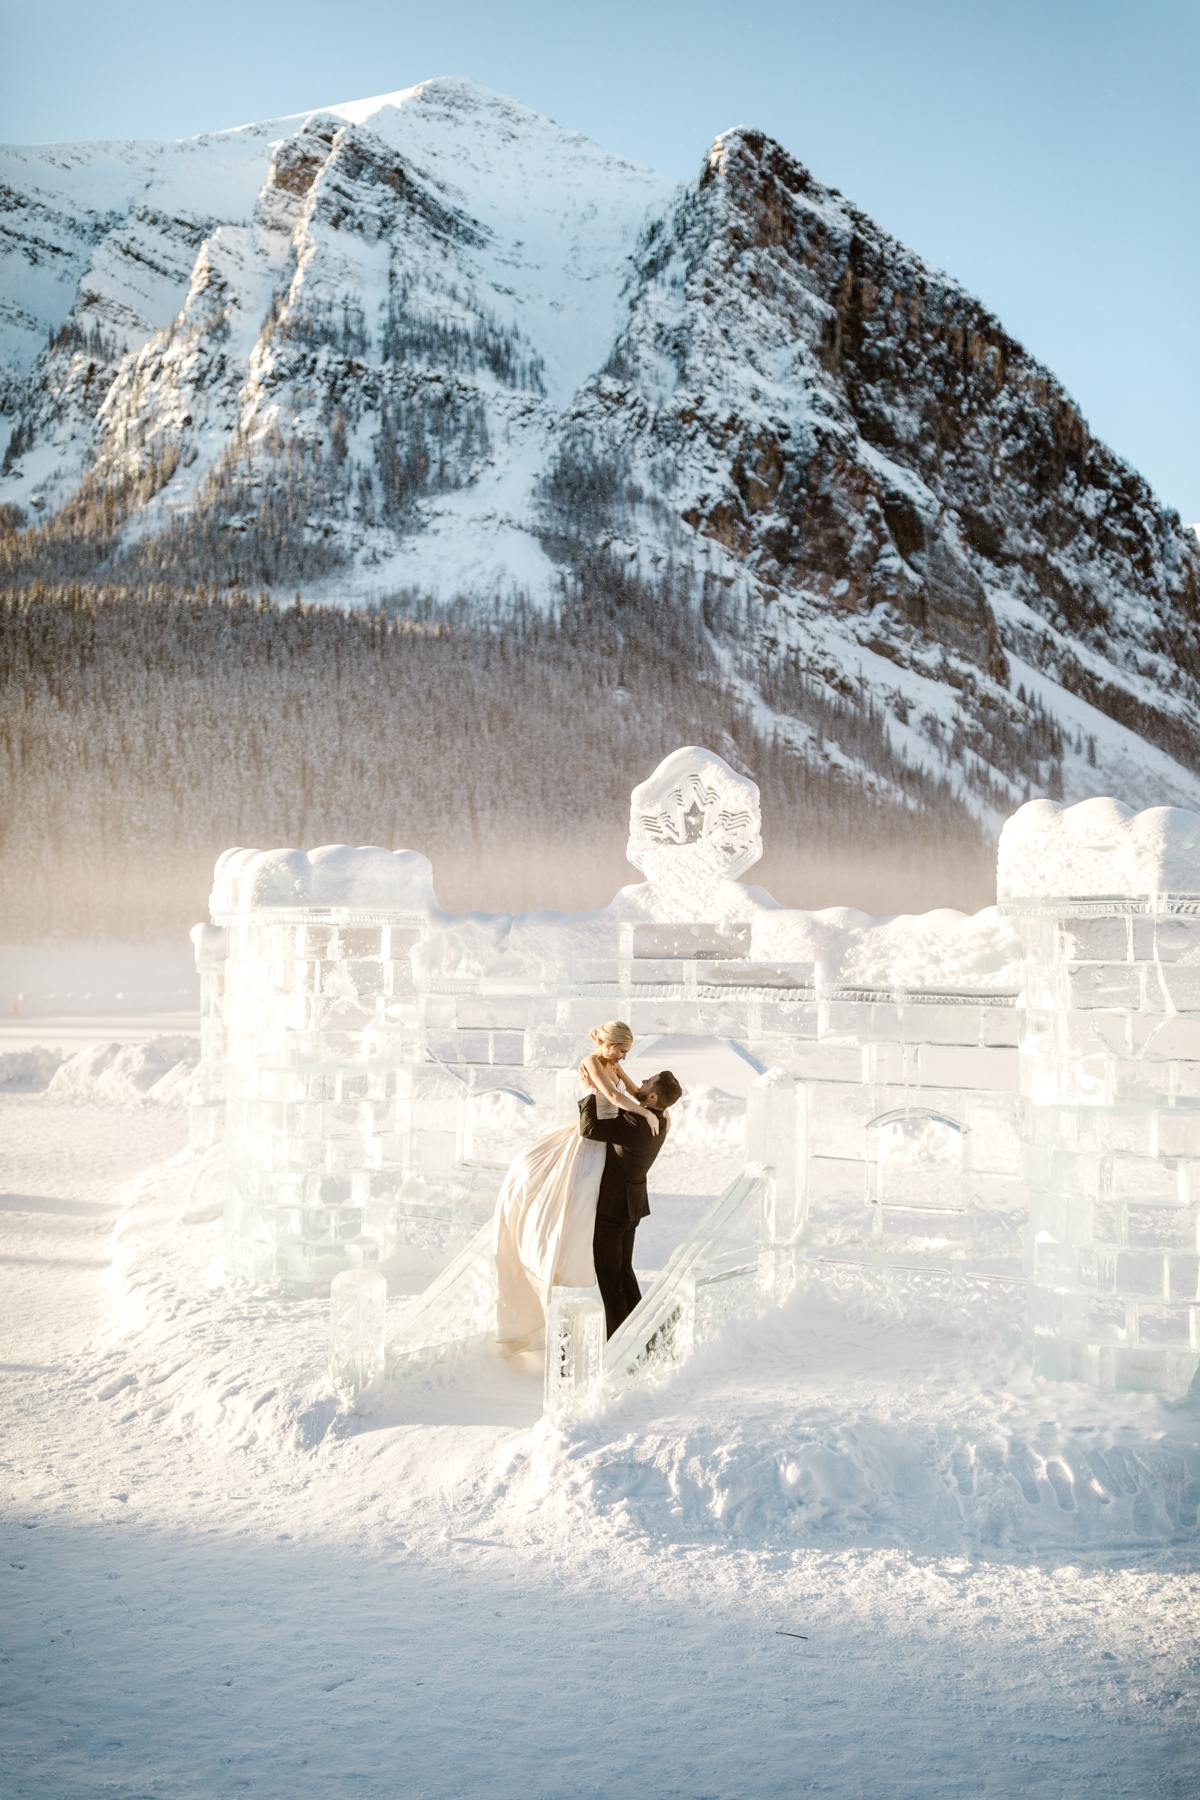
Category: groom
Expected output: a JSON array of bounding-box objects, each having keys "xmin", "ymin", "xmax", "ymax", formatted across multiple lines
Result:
[{"xmin": 578, "ymin": 1069, "xmax": 684, "ymax": 1337}]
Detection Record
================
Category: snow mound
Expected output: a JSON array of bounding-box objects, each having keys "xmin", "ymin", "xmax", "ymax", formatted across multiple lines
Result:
[
  {"xmin": 998, "ymin": 796, "xmax": 1200, "ymax": 901},
  {"xmin": 91, "ymin": 1148, "xmax": 1199, "ymax": 1561},
  {"xmin": 45, "ymin": 1036, "xmax": 199, "ymax": 1106},
  {"xmin": 836, "ymin": 905, "xmax": 1023, "ymax": 990},
  {"xmin": 477, "ymin": 1290, "xmax": 1200, "ymax": 1555},
  {"xmin": 0, "ymin": 1046, "xmax": 64, "ymax": 1091},
  {"xmin": 752, "ymin": 904, "xmax": 1023, "ymax": 991}
]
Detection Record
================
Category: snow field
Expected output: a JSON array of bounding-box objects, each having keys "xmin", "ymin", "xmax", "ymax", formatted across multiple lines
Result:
[
  {"xmin": 1, "ymin": 946, "xmax": 1197, "ymax": 1796},
  {"xmin": 3, "ymin": 1112, "xmax": 1197, "ymax": 1798}
]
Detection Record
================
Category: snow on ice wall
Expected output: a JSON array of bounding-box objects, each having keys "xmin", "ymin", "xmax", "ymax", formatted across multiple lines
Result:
[{"xmin": 190, "ymin": 751, "xmax": 1200, "ymax": 1397}]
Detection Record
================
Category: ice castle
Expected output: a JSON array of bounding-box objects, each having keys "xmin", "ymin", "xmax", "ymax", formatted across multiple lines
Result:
[{"xmin": 191, "ymin": 746, "xmax": 1200, "ymax": 1401}]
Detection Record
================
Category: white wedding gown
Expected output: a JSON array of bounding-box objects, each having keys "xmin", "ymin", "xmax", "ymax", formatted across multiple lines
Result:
[{"xmin": 491, "ymin": 1092, "xmax": 615, "ymax": 1347}]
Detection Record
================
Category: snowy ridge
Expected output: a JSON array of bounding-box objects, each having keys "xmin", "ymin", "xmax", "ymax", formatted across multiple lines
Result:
[{"xmin": 2, "ymin": 78, "xmax": 671, "ymax": 603}]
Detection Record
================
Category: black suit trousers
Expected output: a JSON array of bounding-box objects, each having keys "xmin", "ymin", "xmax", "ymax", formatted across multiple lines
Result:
[{"xmin": 592, "ymin": 1213, "xmax": 642, "ymax": 1339}]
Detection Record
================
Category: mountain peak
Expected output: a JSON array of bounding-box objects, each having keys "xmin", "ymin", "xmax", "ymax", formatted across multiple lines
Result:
[
  {"xmin": 313, "ymin": 74, "xmax": 551, "ymax": 132},
  {"xmin": 1, "ymin": 79, "xmax": 1197, "ymax": 839},
  {"xmin": 701, "ymin": 124, "xmax": 824, "ymax": 209}
]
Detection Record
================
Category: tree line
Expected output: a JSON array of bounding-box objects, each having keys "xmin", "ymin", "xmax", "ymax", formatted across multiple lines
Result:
[{"xmin": 0, "ymin": 571, "xmax": 999, "ymax": 940}]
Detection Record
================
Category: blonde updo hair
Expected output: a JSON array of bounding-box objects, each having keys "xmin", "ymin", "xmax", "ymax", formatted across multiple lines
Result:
[{"xmin": 589, "ymin": 1020, "xmax": 633, "ymax": 1054}]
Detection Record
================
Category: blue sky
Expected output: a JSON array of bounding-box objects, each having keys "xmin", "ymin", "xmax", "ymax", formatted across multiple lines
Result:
[{"xmin": 3, "ymin": 0, "xmax": 1196, "ymax": 519}]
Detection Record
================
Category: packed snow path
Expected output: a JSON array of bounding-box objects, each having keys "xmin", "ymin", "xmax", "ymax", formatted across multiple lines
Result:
[{"xmin": 2, "ymin": 1088, "xmax": 1198, "ymax": 1796}]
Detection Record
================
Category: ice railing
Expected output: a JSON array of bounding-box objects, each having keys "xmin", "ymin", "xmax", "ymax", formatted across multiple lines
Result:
[
  {"xmin": 387, "ymin": 1220, "xmax": 495, "ymax": 1370},
  {"xmin": 600, "ymin": 1164, "xmax": 779, "ymax": 1392}
]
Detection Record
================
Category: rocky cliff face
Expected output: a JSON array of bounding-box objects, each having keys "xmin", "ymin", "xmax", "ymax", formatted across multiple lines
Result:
[
  {"xmin": 2, "ymin": 78, "xmax": 1197, "ymax": 826},
  {"xmin": 550, "ymin": 124, "xmax": 1200, "ymax": 813}
]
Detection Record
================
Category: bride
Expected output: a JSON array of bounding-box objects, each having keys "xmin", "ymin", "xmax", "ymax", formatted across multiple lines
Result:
[{"xmin": 492, "ymin": 1020, "xmax": 657, "ymax": 1349}]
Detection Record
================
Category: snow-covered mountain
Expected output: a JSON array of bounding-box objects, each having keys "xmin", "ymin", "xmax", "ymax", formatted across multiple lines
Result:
[
  {"xmin": 0, "ymin": 81, "xmax": 669, "ymax": 592},
  {"xmin": 2, "ymin": 76, "xmax": 1198, "ymax": 824}
]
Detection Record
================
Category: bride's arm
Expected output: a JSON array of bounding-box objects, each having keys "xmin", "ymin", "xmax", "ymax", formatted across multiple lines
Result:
[{"xmin": 580, "ymin": 1051, "xmax": 658, "ymax": 1130}]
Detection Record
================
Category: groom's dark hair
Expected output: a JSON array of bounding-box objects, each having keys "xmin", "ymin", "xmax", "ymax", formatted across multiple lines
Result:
[{"xmin": 652, "ymin": 1070, "xmax": 683, "ymax": 1109}]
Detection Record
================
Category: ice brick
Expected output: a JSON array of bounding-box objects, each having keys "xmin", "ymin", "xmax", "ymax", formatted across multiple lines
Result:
[
  {"xmin": 894, "ymin": 1000, "xmax": 984, "ymax": 1046},
  {"xmin": 1067, "ymin": 963, "xmax": 1141, "ymax": 1010},
  {"xmin": 1166, "ymin": 1253, "xmax": 1200, "ymax": 1300},
  {"xmin": 1132, "ymin": 1303, "xmax": 1196, "ymax": 1349},
  {"xmin": 1055, "ymin": 916, "xmax": 1131, "ymax": 962},
  {"xmin": 1124, "ymin": 1203, "xmax": 1195, "ymax": 1251},
  {"xmin": 1158, "ymin": 966, "xmax": 1200, "ymax": 1013},
  {"xmin": 917, "ymin": 1045, "xmax": 1018, "ymax": 1092},
  {"xmin": 1113, "ymin": 1250, "xmax": 1166, "ymax": 1298}
]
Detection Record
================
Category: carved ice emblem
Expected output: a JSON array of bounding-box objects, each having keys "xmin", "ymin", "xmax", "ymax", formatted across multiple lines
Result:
[{"xmin": 627, "ymin": 747, "xmax": 763, "ymax": 908}]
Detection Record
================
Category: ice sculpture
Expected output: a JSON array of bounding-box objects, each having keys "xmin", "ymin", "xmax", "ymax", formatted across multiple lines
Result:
[
  {"xmin": 189, "ymin": 749, "xmax": 1200, "ymax": 1401},
  {"xmin": 1000, "ymin": 799, "xmax": 1200, "ymax": 1397},
  {"xmin": 626, "ymin": 745, "xmax": 763, "ymax": 920}
]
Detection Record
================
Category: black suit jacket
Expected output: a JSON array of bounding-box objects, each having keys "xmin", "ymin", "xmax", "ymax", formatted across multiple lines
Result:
[{"xmin": 578, "ymin": 1094, "xmax": 669, "ymax": 1224}]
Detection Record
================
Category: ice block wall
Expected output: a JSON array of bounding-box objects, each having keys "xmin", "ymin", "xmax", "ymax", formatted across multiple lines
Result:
[
  {"xmin": 1000, "ymin": 799, "xmax": 1200, "ymax": 1396},
  {"xmin": 192, "ymin": 750, "xmax": 794, "ymax": 1293},
  {"xmin": 191, "ymin": 750, "xmax": 1031, "ymax": 1315},
  {"xmin": 198, "ymin": 847, "xmax": 446, "ymax": 1287},
  {"xmin": 192, "ymin": 750, "xmax": 1200, "ymax": 1399},
  {"xmin": 741, "ymin": 987, "xmax": 1027, "ymax": 1310},
  {"xmin": 217, "ymin": 913, "xmax": 426, "ymax": 1287}
]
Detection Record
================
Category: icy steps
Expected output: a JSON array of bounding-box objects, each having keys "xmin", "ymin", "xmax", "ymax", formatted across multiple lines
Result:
[{"xmin": 386, "ymin": 1164, "xmax": 780, "ymax": 1416}]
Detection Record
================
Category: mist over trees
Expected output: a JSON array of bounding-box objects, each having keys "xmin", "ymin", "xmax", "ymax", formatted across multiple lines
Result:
[
  {"xmin": 0, "ymin": 413, "xmax": 1081, "ymax": 941},
  {"xmin": 0, "ymin": 571, "xmax": 1002, "ymax": 940}
]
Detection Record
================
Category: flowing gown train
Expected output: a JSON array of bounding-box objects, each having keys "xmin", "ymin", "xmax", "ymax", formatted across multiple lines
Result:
[{"xmin": 491, "ymin": 1096, "xmax": 612, "ymax": 1347}]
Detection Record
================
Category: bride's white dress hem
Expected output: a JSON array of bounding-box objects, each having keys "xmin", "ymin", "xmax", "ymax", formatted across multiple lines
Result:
[{"xmin": 491, "ymin": 1109, "xmax": 608, "ymax": 1347}]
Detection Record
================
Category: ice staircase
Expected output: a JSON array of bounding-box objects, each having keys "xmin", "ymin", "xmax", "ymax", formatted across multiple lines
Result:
[
  {"xmin": 602, "ymin": 1164, "xmax": 776, "ymax": 1391},
  {"xmin": 386, "ymin": 1163, "xmax": 784, "ymax": 1407},
  {"xmin": 386, "ymin": 1219, "xmax": 496, "ymax": 1371}
]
